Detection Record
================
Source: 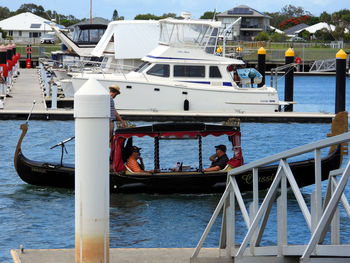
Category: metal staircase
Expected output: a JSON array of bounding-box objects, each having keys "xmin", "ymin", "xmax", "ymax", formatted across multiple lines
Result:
[
  {"xmin": 191, "ymin": 114, "xmax": 350, "ymax": 263},
  {"xmin": 309, "ymin": 57, "xmax": 349, "ymax": 72}
]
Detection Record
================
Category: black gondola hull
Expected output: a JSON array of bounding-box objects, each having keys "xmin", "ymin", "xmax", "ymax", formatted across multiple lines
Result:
[{"xmin": 15, "ymin": 147, "xmax": 342, "ymax": 194}]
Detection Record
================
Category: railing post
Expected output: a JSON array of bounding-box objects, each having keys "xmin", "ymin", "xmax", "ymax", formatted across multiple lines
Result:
[
  {"xmin": 314, "ymin": 149, "xmax": 322, "ymax": 223},
  {"xmin": 331, "ymin": 178, "xmax": 340, "ymax": 244},
  {"xmin": 277, "ymin": 167, "xmax": 287, "ymax": 256},
  {"xmin": 225, "ymin": 190, "xmax": 235, "ymax": 257},
  {"xmin": 250, "ymin": 168, "xmax": 259, "ymax": 251}
]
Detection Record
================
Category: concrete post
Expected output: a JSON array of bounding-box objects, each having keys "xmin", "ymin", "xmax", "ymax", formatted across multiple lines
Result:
[
  {"xmin": 74, "ymin": 78, "xmax": 110, "ymax": 263},
  {"xmin": 335, "ymin": 49, "xmax": 347, "ymax": 114},
  {"xmin": 284, "ymin": 48, "xmax": 295, "ymax": 112},
  {"xmin": 6, "ymin": 44, "xmax": 13, "ymax": 87},
  {"xmin": 51, "ymin": 83, "xmax": 57, "ymax": 109},
  {"xmin": 0, "ymin": 45, "xmax": 7, "ymax": 97},
  {"xmin": 12, "ymin": 44, "xmax": 17, "ymax": 77},
  {"xmin": 257, "ymin": 47, "xmax": 266, "ymax": 87}
]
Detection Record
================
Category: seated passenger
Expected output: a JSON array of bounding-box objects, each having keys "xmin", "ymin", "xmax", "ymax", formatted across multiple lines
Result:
[
  {"xmin": 126, "ymin": 146, "xmax": 152, "ymax": 173},
  {"xmin": 203, "ymin": 144, "xmax": 229, "ymax": 172}
]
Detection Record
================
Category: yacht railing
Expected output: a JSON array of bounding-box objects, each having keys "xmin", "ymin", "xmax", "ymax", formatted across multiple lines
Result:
[
  {"xmin": 191, "ymin": 126, "xmax": 350, "ymax": 262},
  {"xmin": 222, "ymin": 18, "xmax": 242, "ymax": 58},
  {"xmin": 40, "ymin": 57, "xmax": 138, "ymax": 78},
  {"xmin": 270, "ymin": 62, "xmax": 297, "ymax": 90}
]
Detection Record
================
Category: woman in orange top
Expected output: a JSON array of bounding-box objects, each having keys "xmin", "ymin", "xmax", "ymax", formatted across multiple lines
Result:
[{"xmin": 126, "ymin": 146, "xmax": 152, "ymax": 173}]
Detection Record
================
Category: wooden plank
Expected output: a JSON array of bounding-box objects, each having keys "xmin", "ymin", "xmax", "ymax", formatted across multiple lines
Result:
[{"xmin": 11, "ymin": 248, "xmax": 232, "ymax": 263}]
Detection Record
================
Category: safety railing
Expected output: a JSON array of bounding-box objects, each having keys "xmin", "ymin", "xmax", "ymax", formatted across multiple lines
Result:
[
  {"xmin": 191, "ymin": 129, "xmax": 350, "ymax": 262},
  {"xmin": 270, "ymin": 62, "xmax": 297, "ymax": 90}
]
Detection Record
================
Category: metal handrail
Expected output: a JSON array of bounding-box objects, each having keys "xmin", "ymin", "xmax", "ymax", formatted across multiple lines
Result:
[
  {"xmin": 192, "ymin": 131, "xmax": 350, "ymax": 261},
  {"xmin": 270, "ymin": 62, "xmax": 297, "ymax": 90},
  {"xmin": 230, "ymin": 132, "xmax": 350, "ymax": 176}
]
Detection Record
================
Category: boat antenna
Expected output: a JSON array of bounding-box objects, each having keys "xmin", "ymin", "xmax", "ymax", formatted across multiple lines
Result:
[{"xmin": 26, "ymin": 100, "xmax": 36, "ymax": 124}]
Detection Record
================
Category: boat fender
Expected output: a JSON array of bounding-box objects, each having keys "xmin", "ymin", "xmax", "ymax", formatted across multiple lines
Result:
[
  {"xmin": 184, "ymin": 99, "xmax": 189, "ymax": 111},
  {"xmin": 1, "ymin": 64, "xmax": 8, "ymax": 77}
]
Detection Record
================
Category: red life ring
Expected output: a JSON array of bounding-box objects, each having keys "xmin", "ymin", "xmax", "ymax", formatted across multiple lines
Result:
[
  {"xmin": 295, "ymin": 57, "xmax": 302, "ymax": 64},
  {"xmin": 26, "ymin": 47, "xmax": 33, "ymax": 54}
]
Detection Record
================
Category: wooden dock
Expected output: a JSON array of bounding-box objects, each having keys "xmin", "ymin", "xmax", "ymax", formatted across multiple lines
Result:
[
  {"xmin": 11, "ymin": 248, "xmax": 231, "ymax": 263},
  {"xmin": 0, "ymin": 68, "xmax": 336, "ymax": 123}
]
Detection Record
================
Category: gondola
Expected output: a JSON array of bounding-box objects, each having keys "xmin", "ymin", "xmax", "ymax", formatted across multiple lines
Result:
[{"xmin": 14, "ymin": 113, "xmax": 347, "ymax": 194}]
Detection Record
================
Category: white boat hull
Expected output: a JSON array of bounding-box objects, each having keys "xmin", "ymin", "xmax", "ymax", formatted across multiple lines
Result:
[{"xmin": 72, "ymin": 76, "xmax": 280, "ymax": 113}]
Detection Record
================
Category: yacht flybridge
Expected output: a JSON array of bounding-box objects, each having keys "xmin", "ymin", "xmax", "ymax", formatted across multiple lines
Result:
[{"xmin": 71, "ymin": 18, "xmax": 289, "ymax": 113}]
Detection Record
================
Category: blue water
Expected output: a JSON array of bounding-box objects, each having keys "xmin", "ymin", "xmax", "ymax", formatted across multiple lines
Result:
[{"xmin": 1, "ymin": 75, "xmax": 350, "ymax": 262}]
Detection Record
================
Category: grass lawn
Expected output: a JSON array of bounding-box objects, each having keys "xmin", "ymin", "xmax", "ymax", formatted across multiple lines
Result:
[{"xmin": 15, "ymin": 44, "xmax": 61, "ymax": 57}]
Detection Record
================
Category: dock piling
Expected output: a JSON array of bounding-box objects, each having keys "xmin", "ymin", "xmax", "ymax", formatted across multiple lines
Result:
[
  {"xmin": 74, "ymin": 78, "xmax": 110, "ymax": 263},
  {"xmin": 257, "ymin": 47, "xmax": 266, "ymax": 87},
  {"xmin": 335, "ymin": 49, "xmax": 347, "ymax": 114},
  {"xmin": 284, "ymin": 48, "xmax": 295, "ymax": 112}
]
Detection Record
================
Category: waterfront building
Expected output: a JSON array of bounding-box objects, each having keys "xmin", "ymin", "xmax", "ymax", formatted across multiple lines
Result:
[
  {"xmin": 0, "ymin": 12, "xmax": 64, "ymax": 44},
  {"xmin": 216, "ymin": 5, "xmax": 271, "ymax": 41}
]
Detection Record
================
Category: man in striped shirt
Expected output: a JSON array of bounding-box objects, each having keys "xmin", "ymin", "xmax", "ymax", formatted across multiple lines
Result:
[{"xmin": 109, "ymin": 84, "xmax": 126, "ymax": 141}]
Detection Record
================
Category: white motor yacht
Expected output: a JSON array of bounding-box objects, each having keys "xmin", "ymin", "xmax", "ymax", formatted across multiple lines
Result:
[{"xmin": 71, "ymin": 18, "xmax": 289, "ymax": 113}]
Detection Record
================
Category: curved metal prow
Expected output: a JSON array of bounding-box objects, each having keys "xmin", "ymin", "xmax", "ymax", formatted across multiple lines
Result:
[
  {"xmin": 14, "ymin": 123, "xmax": 28, "ymax": 173},
  {"xmin": 14, "ymin": 100, "xmax": 36, "ymax": 172}
]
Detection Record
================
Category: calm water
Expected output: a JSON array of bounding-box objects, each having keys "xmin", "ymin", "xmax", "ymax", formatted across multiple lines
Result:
[{"xmin": 1, "ymin": 76, "xmax": 350, "ymax": 262}]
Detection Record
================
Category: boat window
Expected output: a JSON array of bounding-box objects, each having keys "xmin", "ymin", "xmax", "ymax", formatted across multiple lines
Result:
[
  {"xmin": 134, "ymin": 62, "xmax": 151, "ymax": 72},
  {"xmin": 209, "ymin": 66, "xmax": 222, "ymax": 78},
  {"xmin": 174, "ymin": 65, "xmax": 205, "ymax": 78},
  {"xmin": 73, "ymin": 28, "xmax": 106, "ymax": 44},
  {"xmin": 147, "ymin": 64, "xmax": 170, "ymax": 77}
]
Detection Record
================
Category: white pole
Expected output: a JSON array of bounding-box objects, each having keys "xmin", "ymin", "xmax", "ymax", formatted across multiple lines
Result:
[
  {"xmin": 51, "ymin": 83, "xmax": 57, "ymax": 109},
  {"xmin": 74, "ymin": 78, "xmax": 110, "ymax": 263}
]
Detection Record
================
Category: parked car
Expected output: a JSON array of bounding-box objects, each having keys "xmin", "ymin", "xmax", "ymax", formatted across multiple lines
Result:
[
  {"xmin": 40, "ymin": 34, "xmax": 56, "ymax": 44},
  {"xmin": 287, "ymin": 36, "xmax": 306, "ymax": 42}
]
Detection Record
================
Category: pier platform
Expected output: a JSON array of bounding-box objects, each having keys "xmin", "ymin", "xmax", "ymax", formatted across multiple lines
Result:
[
  {"xmin": 11, "ymin": 248, "xmax": 231, "ymax": 263},
  {"xmin": 0, "ymin": 68, "xmax": 336, "ymax": 123}
]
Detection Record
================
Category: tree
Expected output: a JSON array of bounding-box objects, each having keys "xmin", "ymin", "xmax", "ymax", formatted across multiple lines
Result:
[
  {"xmin": 299, "ymin": 30, "xmax": 310, "ymax": 40},
  {"xmin": 0, "ymin": 6, "xmax": 10, "ymax": 20},
  {"xmin": 319, "ymin": 11, "xmax": 331, "ymax": 24},
  {"xmin": 314, "ymin": 28, "xmax": 333, "ymax": 41},
  {"xmin": 112, "ymin": 9, "xmax": 119, "ymax": 20},
  {"xmin": 160, "ymin": 13, "xmax": 177, "ymax": 19},
  {"xmin": 0, "ymin": 27, "xmax": 7, "ymax": 39},
  {"xmin": 16, "ymin": 3, "xmax": 46, "ymax": 18},
  {"xmin": 255, "ymin": 31, "xmax": 269, "ymax": 41},
  {"xmin": 111, "ymin": 9, "xmax": 124, "ymax": 20},
  {"xmin": 265, "ymin": 5, "xmax": 313, "ymax": 30},
  {"xmin": 319, "ymin": 10, "xmax": 350, "ymax": 41},
  {"xmin": 264, "ymin": 11, "xmax": 286, "ymax": 28},
  {"xmin": 280, "ymin": 4, "xmax": 311, "ymax": 18},
  {"xmin": 200, "ymin": 11, "xmax": 215, "ymax": 20},
  {"xmin": 134, "ymin": 13, "xmax": 159, "ymax": 20},
  {"xmin": 134, "ymin": 13, "xmax": 176, "ymax": 20},
  {"xmin": 269, "ymin": 31, "xmax": 283, "ymax": 42}
]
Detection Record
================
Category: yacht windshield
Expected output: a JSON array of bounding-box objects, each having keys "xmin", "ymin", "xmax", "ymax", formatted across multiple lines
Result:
[
  {"xmin": 72, "ymin": 25, "xmax": 107, "ymax": 44},
  {"xmin": 134, "ymin": 62, "xmax": 151, "ymax": 72},
  {"xmin": 159, "ymin": 21, "xmax": 218, "ymax": 53}
]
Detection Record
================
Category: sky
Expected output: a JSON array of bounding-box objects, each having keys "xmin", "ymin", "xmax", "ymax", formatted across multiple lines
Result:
[{"xmin": 2, "ymin": 0, "xmax": 349, "ymax": 20}]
